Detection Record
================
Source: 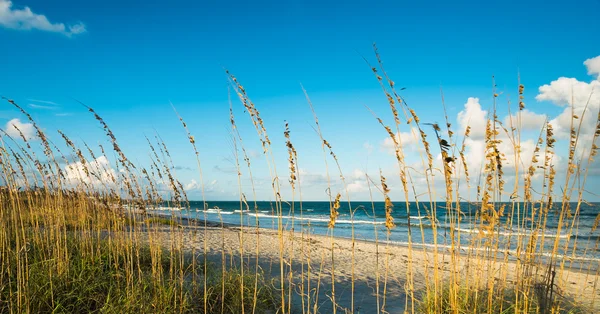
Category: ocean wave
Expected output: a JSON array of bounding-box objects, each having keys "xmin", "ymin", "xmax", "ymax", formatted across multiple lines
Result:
[
  {"xmin": 247, "ymin": 212, "xmax": 385, "ymax": 225},
  {"xmin": 245, "ymin": 212, "xmax": 437, "ymax": 226},
  {"xmin": 457, "ymin": 227, "xmax": 570, "ymax": 239},
  {"xmin": 149, "ymin": 206, "xmax": 183, "ymax": 211},
  {"xmin": 202, "ymin": 208, "xmax": 234, "ymax": 215}
]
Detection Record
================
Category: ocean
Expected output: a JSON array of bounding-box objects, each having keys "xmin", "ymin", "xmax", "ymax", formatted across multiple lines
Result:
[{"xmin": 149, "ymin": 201, "xmax": 600, "ymax": 265}]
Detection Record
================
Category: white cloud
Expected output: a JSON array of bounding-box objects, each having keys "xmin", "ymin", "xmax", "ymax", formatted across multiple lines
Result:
[
  {"xmin": 440, "ymin": 60, "xmax": 600, "ymax": 197},
  {"xmin": 351, "ymin": 169, "xmax": 365, "ymax": 180},
  {"xmin": 28, "ymin": 103, "xmax": 57, "ymax": 110},
  {"xmin": 347, "ymin": 179, "xmax": 367, "ymax": 193},
  {"xmin": 0, "ymin": 0, "xmax": 86, "ymax": 37},
  {"xmin": 381, "ymin": 127, "xmax": 419, "ymax": 154},
  {"xmin": 584, "ymin": 55, "xmax": 600, "ymax": 78},
  {"xmin": 27, "ymin": 99, "xmax": 59, "ymax": 105},
  {"xmin": 346, "ymin": 169, "xmax": 369, "ymax": 193},
  {"xmin": 298, "ymin": 168, "xmax": 330, "ymax": 186},
  {"xmin": 185, "ymin": 180, "xmax": 200, "ymax": 191},
  {"xmin": 500, "ymin": 138, "xmax": 558, "ymax": 172},
  {"xmin": 461, "ymin": 137, "xmax": 485, "ymax": 174},
  {"xmin": 457, "ymin": 97, "xmax": 488, "ymax": 138},
  {"xmin": 456, "ymin": 103, "xmax": 555, "ymax": 176},
  {"xmin": 4, "ymin": 118, "xmax": 35, "ymax": 140},
  {"xmin": 536, "ymin": 77, "xmax": 600, "ymax": 108},
  {"xmin": 185, "ymin": 179, "xmax": 217, "ymax": 191},
  {"xmin": 547, "ymin": 108, "xmax": 598, "ymax": 140},
  {"xmin": 503, "ymin": 109, "xmax": 546, "ymax": 131},
  {"xmin": 536, "ymin": 55, "xmax": 600, "ymax": 162},
  {"xmin": 460, "ymin": 56, "xmax": 600, "ymax": 179},
  {"xmin": 457, "ymin": 128, "xmax": 559, "ymax": 189},
  {"xmin": 64, "ymin": 156, "xmax": 116, "ymax": 186}
]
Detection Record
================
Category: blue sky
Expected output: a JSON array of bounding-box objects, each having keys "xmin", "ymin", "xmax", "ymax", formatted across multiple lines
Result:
[{"xmin": 1, "ymin": 0, "xmax": 600, "ymax": 201}]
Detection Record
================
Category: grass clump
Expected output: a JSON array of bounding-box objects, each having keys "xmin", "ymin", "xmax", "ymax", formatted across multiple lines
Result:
[
  {"xmin": 2, "ymin": 234, "xmax": 182, "ymax": 313},
  {"xmin": 417, "ymin": 284, "xmax": 584, "ymax": 314},
  {"xmin": 203, "ymin": 266, "xmax": 279, "ymax": 314},
  {"xmin": 0, "ymin": 231, "xmax": 278, "ymax": 313}
]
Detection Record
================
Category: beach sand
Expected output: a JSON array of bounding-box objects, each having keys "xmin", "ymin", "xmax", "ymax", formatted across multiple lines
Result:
[{"xmin": 136, "ymin": 215, "xmax": 600, "ymax": 313}]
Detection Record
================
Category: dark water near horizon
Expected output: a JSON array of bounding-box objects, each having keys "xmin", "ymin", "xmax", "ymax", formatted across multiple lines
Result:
[{"xmin": 148, "ymin": 201, "xmax": 600, "ymax": 266}]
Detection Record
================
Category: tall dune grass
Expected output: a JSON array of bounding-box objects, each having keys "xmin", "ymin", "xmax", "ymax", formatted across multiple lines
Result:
[{"xmin": 2, "ymin": 46, "xmax": 600, "ymax": 314}]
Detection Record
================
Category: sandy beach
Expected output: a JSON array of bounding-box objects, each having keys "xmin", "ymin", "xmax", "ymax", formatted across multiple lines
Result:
[{"xmin": 134, "ymin": 214, "xmax": 600, "ymax": 313}]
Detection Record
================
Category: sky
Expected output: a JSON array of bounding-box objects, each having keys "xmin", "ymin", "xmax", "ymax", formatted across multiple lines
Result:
[{"xmin": 1, "ymin": 0, "xmax": 600, "ymax": 202}]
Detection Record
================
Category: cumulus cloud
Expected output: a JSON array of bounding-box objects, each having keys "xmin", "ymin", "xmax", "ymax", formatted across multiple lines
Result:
[
  {"xmin": 381, "ymin": 127, "xmax": 419, "ymax": 154},
  {"xmin": 4, "ymin": 118, "xmax": 35, "ymax": 140},
  {"xmin": 185, "ymin": 179, "xmax": 217, "ymax": 192},
  {"xmin": 536, "ymin": 55, "xmax": 600, "ymax": 162},
  {"xmin": 456, "ymin": 102, "xmax": 554, "ymax": 177},
  {"xmin": 64, "ymin": 156, "xmax": 117, "ymax": 186},
  {"xmin": 185, "ymin": 180, "xmax": 200, "ymax": 191},
  {"xmin": 584, "ymin": 55, "xmax": 600, "ymax": 78},
  {"xmin": 351, "ymin": 169, "xmax": 365, "ymax": 180},
  {"xmin": 536, "ymin": 77, "xmax": 600, "ymax": 109},
  {"xmin": 456, "ymin": 129, "xmax": 559, "ymax": 186},
  {"xmin": 298, "ymin": 168, "xmax": 330, "ymax": 186},
  {"xmin": 459, "ymin": 56, "xmax": 600, "ymax": 178},
  {"xmin": 461, "ymin": 137, "xmax": 486, "ymax": 175},
  {"xmin": 0, "ymin": 0, "xmax": 86, "ymax": 37},
  {"xmin": 347, "ymin": 179, "xmax": 367, "ymax": 193},
  {"xmin": 457, "ymin": 97, "xmax": 488, "ymax": 138},
  {"xmin": 345, "ymin": 169, "xmax": 367, "ymax": 193},
  {"xmin": 503, "ymin": 109, "xmax": 547, "ymax": 131}
]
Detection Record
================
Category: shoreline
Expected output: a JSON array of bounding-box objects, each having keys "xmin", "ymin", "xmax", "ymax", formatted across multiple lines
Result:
[{"xmin": 146, "ymin": 209, "xmax": 600, "ymax": 265}]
